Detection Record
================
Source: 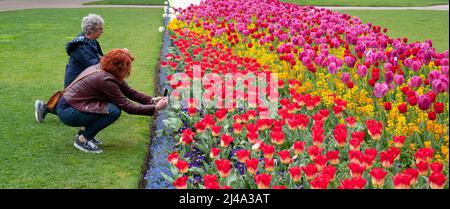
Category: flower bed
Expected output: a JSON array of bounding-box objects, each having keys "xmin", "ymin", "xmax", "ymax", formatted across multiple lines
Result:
[{"xmin": 159, "ymin": 0, "xmax": 449, "ymax": 189}]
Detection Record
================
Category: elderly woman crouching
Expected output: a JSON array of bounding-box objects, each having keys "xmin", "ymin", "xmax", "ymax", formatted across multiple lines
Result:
[{"xmin": 57, "ymin": 49, "xmax": 168, "ymax": 153}]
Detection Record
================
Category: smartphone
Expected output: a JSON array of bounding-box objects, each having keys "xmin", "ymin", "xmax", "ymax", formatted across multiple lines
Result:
[{"xmin": 164, "ymin": 89, "xmax": 168, "ymax": 97}]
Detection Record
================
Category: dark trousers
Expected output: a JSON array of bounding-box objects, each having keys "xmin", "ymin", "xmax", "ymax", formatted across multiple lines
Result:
[
  {"xmin": 43, "ymin": 104, "xmax": 57, "ymax": 115},
  {"xmin": 57, "ymin": 101, "xmax": 121, "ymax": 140}
]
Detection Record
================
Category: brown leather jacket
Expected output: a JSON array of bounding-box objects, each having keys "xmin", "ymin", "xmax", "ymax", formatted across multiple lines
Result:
[{"xmin": 63, "ymin": 64, "xmax": 156, "ymax": 116}]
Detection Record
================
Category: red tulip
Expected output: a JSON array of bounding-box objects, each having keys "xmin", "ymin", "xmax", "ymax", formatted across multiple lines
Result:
[
  {"xmin": 233, "ymin": 123, "xmax": 243, "ymax": 135},
  {"xmin": 236, "ymin": 149, "xmax": 251, "ymax": 163},
  {"xmin": 352, "ymin": 177, "xmax": 367, "ymax": 189},
  {"xmin": 321, "ymin": 166, "xmax": 337, "ymax": 180},
  {"xmin": 334, "ymin": 124, "xmax": 348, "ymax": 148},
  {"xmin": 365, "ymin": 119, "xmax": 383, "ymax": 141},
  {"xmin": 307, "ymin": 145, "xmax": 323, "ymax": 161},
  {"xmin": 415, "ymin": 148, "xmax": 434, "ymax": 163},
  {"xmin": 175, "ymin": 160, "xmax": 189, "ymax": 174},
  {"xmin": 272, "ymin": 185, "xmax": 287, "ymax": 189},
  {"xmin": 289, "ymin": 167, "xmax": 302, "ymax": 183},
  {"xmin": 220, "ymin": 134, "xmax": 234, "ymax": 147},
  {"xmin": 393, "ymin": 173, "xmax": 411, "ymax": 189},
  {"xmin": 247, "ymin": 131, "xmax": 259, "ymax": 144},
  {"xmin": 216, "ymin": 159, "xmax": 232, "ymax": 178},
  {"xmin": 167, "ymin": 151, "xmax": 179, "ymax": 165},
  {"xmin": 384, "ymin": 102, "xmax": 392, "ymax": 111},
  {"xmin": 397, "ymin": 103, "xmax": 408, "ymax": 113},
  {"xmin": 302, "ymin": 164, "xmax": 318, "ymax": 181},
  {"xmin": 255, "ymin": 174, "xmax": 272, "ymax": 189},
  {"xmin": 264, "ymin": 158, "xmax": 274, "ymax": 172},
  {"xmin": 349, "ymin": 162, "xmax": 366, "ymax": 178},
  {"xmin": 246, "ymin": 158, "xmax": 259, "ymax": 175},
  {"xmin": 429, "ymin": 172, "xmax": 447, "ymax": 189},
  {"xmin": 194, "ymin": 121, "xmax": 206, "ymax": 133},
  {"xmin": 215, "ymin": 109, "xmax": 228, "ymax": 122},
  {"xmin": 393, "ymin": 136, "xmax": 406, "ymax": 148},
  {"xmin": 188, "ymin": 107, "xmax": 197, "ymax": 116},
  {"xmin": 313, "ymin": 155, "xmax": 328, "ymax": 171},
  {"xmin": 430, "ymin": 162, "xmax": 444, "ymax": 174},
  {"xmin": 204, "ymin": 174, "xmax": 221, "ymax": 189},
  {"xmin": 369, "ymin": 168, "xmax": 388, "ymax": 188},
  {"xmin": 211, "ymin": 125, "xmax": 222, "ymax": 137},
  {"xmin": 428, "ymin": 111, "xmax": 437, "ymax": 121},
  {"xmin": 345, "ymin": 117, "xmax": 356, "ymax": 128},
  {"xmin": 180, "ymin": 128, "xmax": 195, "ymax": 145},
  {"xmin": 270, "ymin": 130, "xmax": 285, "ymax": 145},
  {"xmin": 380, "ymin": 151, "xmax": 395, "ymax": 168},
  {"xmin": 348, "ymin": 150, "xmax": 364, "ymax": 164},
  {"xmin": 293, "ymin": 141, "xmax": 306, "ymax": 155},
  {"xmin": 278, "ymin": 150, "xmax": 291, "ymax": 164},
  {"xmin": 327, "ymin": 150, "xmax": 340, "ymax": 165},
  {"xmin": 434, "ymin": 102, "xmax": 444, "ymax": 114},
  {"xmin": 338, "ymin": 179, "xmax": 357, "ymax": 189},
  {"xmin": 173, "ymin": 176, "xmax": 188, "ymax": 189},
  {"xmin": 403, "ymin": 168, "xmax": 419, "ymax": 185},
  {"xmin": 262, "ymin": 144, "xmax": 275, "ymax": 159},
  {"xmin": 210, "ymin": 147, "xmax": 221, "ymax": 159},
  {"xmin": 407, "ymin": 96, "xmax": 417, "ymax": 106},
  {"xmin": 415, "ymin": 161, "xmax": 429, "ymax": 176},
  {"xmin": 310, "ymin": 176, "xmax": 330, "ymax": 189}
]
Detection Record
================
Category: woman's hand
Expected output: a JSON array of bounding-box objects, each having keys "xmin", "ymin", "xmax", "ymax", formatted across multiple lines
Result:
[
  {"xmin": 155, "ymin": 97, "xmax": 168, "ymax": 111},
  {"xmin": 151, "ymin": 96, "xmax": 164, "ymax": 104}
]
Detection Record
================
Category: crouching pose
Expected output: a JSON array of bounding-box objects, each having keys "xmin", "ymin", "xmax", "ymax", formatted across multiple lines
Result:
[{"xmin": 57, "ymin": 49, "xmax": 168, "ymax": 153}]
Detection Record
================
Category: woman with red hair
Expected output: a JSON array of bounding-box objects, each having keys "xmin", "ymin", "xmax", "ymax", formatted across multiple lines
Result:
[{"xmin": 57, "ymin": 49, "xmax": 168, "ymax": 153}]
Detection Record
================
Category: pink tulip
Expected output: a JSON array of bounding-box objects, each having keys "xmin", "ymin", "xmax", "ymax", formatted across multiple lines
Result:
[
  {"xmin": 408, "ymin": 76, "xmax": 422, "ymax": 88},
  {"xmin": 374, "ymin": 83, "xmax": 389, "ymax": 98},
  {"xmin": 394, "ymin": 75, "xmax": 404, "ymax": 86},
  {"xmin": 418, "ymin": 95, "xmax": 431, "ymax": 111},
  {"xmin": 357, "ymin": 65, "xmax": 368, "ymax": 77}
]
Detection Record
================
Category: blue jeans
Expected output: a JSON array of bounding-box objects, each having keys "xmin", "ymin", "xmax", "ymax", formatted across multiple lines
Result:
[{"xmin": 57, "ymin": 98, "xmax": 121, "ymax": 140}]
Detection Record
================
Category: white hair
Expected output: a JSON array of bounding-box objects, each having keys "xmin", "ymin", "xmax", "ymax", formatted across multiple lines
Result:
[{"xmin": 81, "ymin": 14, "xmax": 104, "ymax": 35}]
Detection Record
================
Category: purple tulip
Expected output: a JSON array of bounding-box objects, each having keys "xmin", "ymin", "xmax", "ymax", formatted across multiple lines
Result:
[
  {"xmin": 328, "ymin": 62, "xmax": 337, "ymax": 74},
  {"xmin": 394, "ymin": 75, "xmax": 404, "ymax": 86},
  {"xmin": 373, "ymin": 82, "xmax": 389, "ymax": 98},
  {"xmin": 442, "ymin": 66, "xmax": 449, "ymax": 75},
  {"xmin": 411, "ymin": 61, "xmax": 422, "ymax": 71},
  {"xmin": 404, "ymin": 58, "xmax": 413, "ymax": 68},
  {"xmin": 344, "ymin": 56, "xmax": 356, "ymax": 68},
  {"xmin": 357, "ymin": 65, "xmax": 368, "ymax": 77},
  {"xmin": 418, "ymin": 95, "xmax": 431, "ymax": 111},
  {"xmin": 341, "ymin": 72, "xmax": 351, "ymax": 84},
  {"xmin": 432, "ymin": 79, "xmax": 445, "ymax": 93},
  {"xmin": 408, "ymin": 76, "xmax": 422, "ymax": 88},
  {"xmin": 383, "ymin": 63, "xmax": 392, "ymax": 71},
  {"xmin": 428, "ymin": 70, "xmax": 441, "ymax": 82},
  {"xmin": 385, "ymin": 71, "xmax": 394, "ymax": 84}
]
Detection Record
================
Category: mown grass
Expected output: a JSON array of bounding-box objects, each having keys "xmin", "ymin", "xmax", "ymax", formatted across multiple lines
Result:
[
  {"xmin": 84, "ymin": 0, "xmax": 164, "ymax": 5},
  {"xmin": 283, "ymin": 0, "xmax": 449, "ymax": 7},
  {"xmin": 338, "ymin": 10, "xmax": 449, "ymax": 52},
  {"xmin": 0, "ymin": 8, "xmax": 163, "ymax": 188}
]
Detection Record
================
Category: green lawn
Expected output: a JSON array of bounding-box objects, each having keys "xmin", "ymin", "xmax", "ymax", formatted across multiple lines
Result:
[
  {"xmin": 338, "ymin": 10, "xmax": 449, "ymax": 52},
  {"xmin": 283, "ymin": 0, "xmax": 449, "ymax": 6},
  {"xmin": 0, "ymin": 8, "xmax": 162, "ymax": 188},
  {"xmin": 85, "ymin": 0, "xmax": 164, "ymax": 5}
]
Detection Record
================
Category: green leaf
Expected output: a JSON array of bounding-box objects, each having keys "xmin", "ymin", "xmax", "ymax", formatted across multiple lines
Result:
[
  {"xmin": 161, "ymin": 172, "xmax": 175, "ymax": 183},
  {"xmin": 189, "ymin": 167, "xmax": 206, "ymax": 176}
]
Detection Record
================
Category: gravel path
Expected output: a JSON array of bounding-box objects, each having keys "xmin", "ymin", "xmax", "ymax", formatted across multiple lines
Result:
[{"xmin": 1, "ymin": 0, "xmax": 448, "ymax": 12}]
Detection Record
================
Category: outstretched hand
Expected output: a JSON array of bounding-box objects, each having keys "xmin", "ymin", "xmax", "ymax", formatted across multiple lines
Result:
[
  {"xmin": 151, "ymin": 96, "xmax": 164, "ymax": 103},
  {"xmin": 155, "ymin": 97, "xmax": 169, "ymax": 111}
]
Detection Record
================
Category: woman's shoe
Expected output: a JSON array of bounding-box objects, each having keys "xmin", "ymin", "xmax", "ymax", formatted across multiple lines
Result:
[
  {"xmin": 73, "ymin": 135, "xmax": 103, "ymax": 154},
  {"xmin": 76, "ymin": 130, "xmax": 103, "ymax": 145}
]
